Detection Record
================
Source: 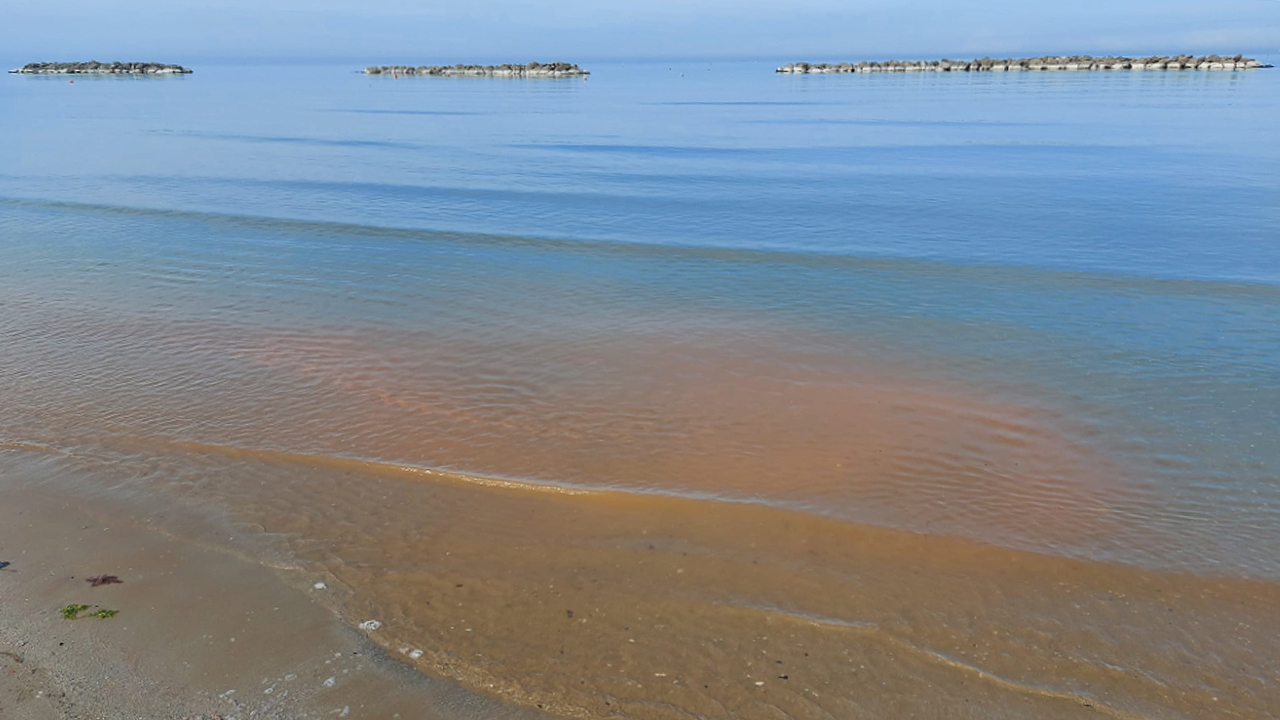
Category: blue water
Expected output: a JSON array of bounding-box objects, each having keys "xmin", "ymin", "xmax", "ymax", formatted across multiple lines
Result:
[
  {"xmin": 2, "ymin": 61, "xmax": 1278, "ymax": 278},
  {"xmin": 2, "ymin": 60, "xmax": 1279, "ymax": 575}
]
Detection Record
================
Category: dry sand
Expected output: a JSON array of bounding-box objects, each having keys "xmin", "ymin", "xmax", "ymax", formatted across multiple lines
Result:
[{"xmin": 0, "ymin": 474, "xmax": 547, "ymax": 720}]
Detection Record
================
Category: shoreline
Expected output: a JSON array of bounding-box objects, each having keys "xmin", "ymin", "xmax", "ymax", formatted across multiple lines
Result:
[
  {"xmin": 779, "ymin": 54, "xmax": 1273, "ymax": 73},
  {"xmin": 4, "ymin": 438, "xmax": 1279, "ymax": 720},
  {"xmin": 0, "ymin": 459, "xmax": 549, "ymax": 720}
]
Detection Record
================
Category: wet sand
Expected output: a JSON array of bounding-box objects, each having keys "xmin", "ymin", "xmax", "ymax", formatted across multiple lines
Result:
[{"xmin": 0, "ymin": 468, "xmax": 549, "ymax": 720}]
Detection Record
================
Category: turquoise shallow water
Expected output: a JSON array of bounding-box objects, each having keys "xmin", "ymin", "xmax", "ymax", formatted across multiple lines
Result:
[{"xmin": 1, "ymin": 60, "xmax": 1278, "ymax": 576}]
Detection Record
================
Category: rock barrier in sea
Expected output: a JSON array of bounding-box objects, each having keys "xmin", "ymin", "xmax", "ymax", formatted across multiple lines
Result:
[
  {"xmin": 364, "ymin": 62, "xmax": 588, "ymax": 77},
  {"xmin": 9, "ymin": 61, "xmax": 192, "ymax": 75},
  {"xmin": 778, "ymin": 55, "xmax": 1272, "ymax": 74}
]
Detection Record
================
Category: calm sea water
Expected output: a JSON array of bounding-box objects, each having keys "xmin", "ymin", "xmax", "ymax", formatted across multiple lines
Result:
[{"xmin": 2, "ymin": 60, "xmax": 1279, "ymax": 577}]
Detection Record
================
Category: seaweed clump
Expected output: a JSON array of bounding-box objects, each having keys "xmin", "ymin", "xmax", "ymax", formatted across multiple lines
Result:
[
  {"xmin": 61, "ymin": 603, "xmax": 91, "ymax": 619},
  {"xmin": 60, "ymin": 603, "xmax": 119, "ymax": 619}
]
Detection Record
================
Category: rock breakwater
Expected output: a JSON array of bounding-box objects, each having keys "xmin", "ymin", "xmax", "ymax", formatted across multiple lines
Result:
[
  {"xmin": 9, "ymin": 61, "xmax": 192, "ymax": 75},
  {"xmin": 364, "ymin": 62, "xmax": 588, "ymax": 77},
  {"xmin": 778, "ymin": 55, "xmax": 1272, "ymax": 74}
]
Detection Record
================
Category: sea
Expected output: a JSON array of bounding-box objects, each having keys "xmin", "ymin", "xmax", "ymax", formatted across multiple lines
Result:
[{"xmin": 2, "ymin": 59, "xmax": 1278, "ymax": 719}]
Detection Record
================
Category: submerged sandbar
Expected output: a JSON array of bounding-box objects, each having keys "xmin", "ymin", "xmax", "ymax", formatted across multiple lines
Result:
[
  {"xmin": 364, "ymin": 62, "xmax": 588, "ymax": 77},
  {"xmin": 779, "ymin": 54, "xmax": 1272, "ymax": 73}
]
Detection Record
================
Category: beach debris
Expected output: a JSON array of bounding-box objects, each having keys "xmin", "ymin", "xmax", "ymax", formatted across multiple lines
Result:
[
  {"xmin": 313, "ymin": 582, "xmax": 327, "ymax": 590},
  {"xmin": 357, "ymin": 619, "xmax": 382, "ymax": 631},
  {"xmin": 323, "ymin": 676, "xmax": 336, "ymax": 688},
  {"xmin": 86, "ymin": 574, "xmax": 123, "ymax": 587},
  {"xmin": 61, "ymin": 604, "xmax": 91, "ymax": 619},
  {"xmin": 409, "ymin": 649, "xmax": 423, "ymax": 659},
  {"xmin": 0, "ymin": 560, "xmax": 12, "ymax": 571},
  {"xmin": 91, "ymin": 609, "xmax": 119, "ymax": 619},
  {"xmin": 0, "ymin": 651, "xmax": 23, "ymax": 664}
]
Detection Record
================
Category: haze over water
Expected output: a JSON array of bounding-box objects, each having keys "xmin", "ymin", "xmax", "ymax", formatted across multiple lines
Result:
[{"xmin": 3, "ymin": 61, "xmax": 1280, "ymax": 719}]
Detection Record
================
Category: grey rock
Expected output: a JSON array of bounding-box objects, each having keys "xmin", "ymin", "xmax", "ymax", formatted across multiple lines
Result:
[
  {"xmin": 364, "ymin": 62, "xmax": 588, "ymax": 78},
  {"xmin": 9, "ymin": 61, "xmax": 192, "ymax": 75},
  {"xmin": 777, "ymin": 55, "xmax": 1273, "ymax": 74}
]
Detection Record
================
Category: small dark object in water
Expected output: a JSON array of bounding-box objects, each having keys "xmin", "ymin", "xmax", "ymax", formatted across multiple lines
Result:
[{"xmin": 87, "ymin": 574, "xmax": 123, "ymax": 587}]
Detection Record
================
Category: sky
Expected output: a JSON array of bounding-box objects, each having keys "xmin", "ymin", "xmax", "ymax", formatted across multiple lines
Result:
[{"xmin": 2, "ymin": 0, "xmax": 1278, "ymax": 63}]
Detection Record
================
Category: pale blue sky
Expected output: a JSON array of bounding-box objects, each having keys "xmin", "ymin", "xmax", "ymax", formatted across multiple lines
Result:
[{"xmin": 2, "ymin": 0, "xmax": 1277, "ymax": 62}]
